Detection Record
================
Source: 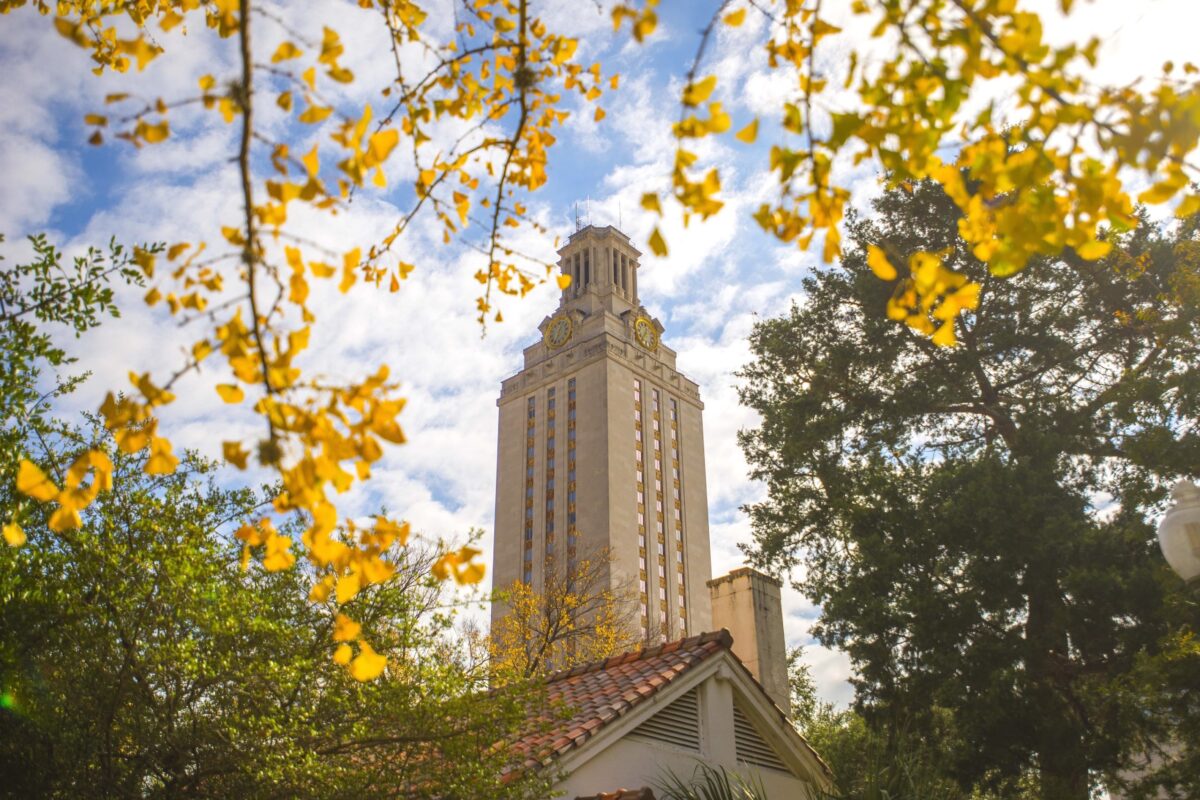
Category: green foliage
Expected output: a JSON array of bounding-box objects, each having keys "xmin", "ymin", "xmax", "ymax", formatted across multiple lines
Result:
[
  {"xmin": 0, "ymin": 437, "xmax": 549, "ymax": 799},
  {"xmin": 655, "ymin": 762, "xmax": 768, "ymax": 800},
  {"xmin": 0, "ymin": 234, "xmax": 147, "ymax": 496},
  {"xmin": 739, "ymin": 183, "xmax": 1200, "ymax": 800},
  {"xmin": 0, "ymin": 246, "xmax": 550, "ymax": 798}
]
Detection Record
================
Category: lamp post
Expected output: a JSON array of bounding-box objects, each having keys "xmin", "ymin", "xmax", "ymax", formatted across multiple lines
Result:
[{"xmin": 1157, "ymin": 479, "xmax": 1200, "ymax": 586}]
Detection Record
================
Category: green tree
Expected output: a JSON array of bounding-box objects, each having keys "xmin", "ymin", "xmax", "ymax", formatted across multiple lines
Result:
[
  {"xmin": 0, "ymin": 234, "xmax": 146, "ymax": 545},
  {"xmin": 738, "ymin": 182, "xmax": 1200, "ymax": 800},
  {"xmin": 0, "ymin": 435, "xmax": 550, "ymax": 799}
]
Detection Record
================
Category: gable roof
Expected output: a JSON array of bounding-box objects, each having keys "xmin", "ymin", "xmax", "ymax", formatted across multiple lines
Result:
[
  {"xmin": 511, "ymin": 630, "xmax": 732, "ymax": 770},
  {"xmin": 508, "ymin": 628, "xmax": 832, "ymax": 788}
]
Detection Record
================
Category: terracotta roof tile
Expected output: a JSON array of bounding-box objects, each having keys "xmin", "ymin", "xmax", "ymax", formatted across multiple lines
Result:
[
  {"xmin": 575, "ymin": 789, "xmax": 656, "ymax": 800},
  {"xmin": 509, "ymin": 630, "xmax": 733, "ymax": 771}
]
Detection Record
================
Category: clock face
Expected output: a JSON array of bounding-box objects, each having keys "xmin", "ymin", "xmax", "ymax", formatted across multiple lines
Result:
[
  {"xmin": 546, "ymin": 315, "xmax": 573, "ymax": 349},
  {"xmin": 633, "ymin": 316, "xmax": 658, "ymax": 351}
]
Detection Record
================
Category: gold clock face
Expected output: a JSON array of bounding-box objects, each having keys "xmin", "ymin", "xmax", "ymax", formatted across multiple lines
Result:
[
  {"xmin": 633, "ymin": 316, "xmax": 658, "ymax": 351},
  {"xmin": 546, "ymin": 315, "xmax": 573, "ymax": 349}
]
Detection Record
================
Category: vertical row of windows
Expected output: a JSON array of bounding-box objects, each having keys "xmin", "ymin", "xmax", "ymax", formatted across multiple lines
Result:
[
  {"xmin": 634, "ymin": 378, "xmax": 649, "ymax": 638},
  {"xmin": 671, "ymin": 398, "xmax": 686, "ymax": 634},
  {"xmin": 545, "ymin": 388, "xmax": 556, "ymax": 571},
  {"xmin": 523, "ymin": 397, "xmax": 535, "ymax": 584},
  {"xmin": 652, "ymin": 389, "xmax": 667, "ymax": 641},
  {"xmin": 566, "ymin": 379, "xmax": 578, "ymax": 580}
]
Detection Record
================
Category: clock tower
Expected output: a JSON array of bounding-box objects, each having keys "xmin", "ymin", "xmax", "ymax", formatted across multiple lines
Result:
[{"xmin": 491, "ymin": 224, "xmax": 714, "ymax": 641}]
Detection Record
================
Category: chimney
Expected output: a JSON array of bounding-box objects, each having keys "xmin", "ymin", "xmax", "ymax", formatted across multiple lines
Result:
[{"xmin": 708, "ymin": 568, "xmax": 790, "ymax": 715}]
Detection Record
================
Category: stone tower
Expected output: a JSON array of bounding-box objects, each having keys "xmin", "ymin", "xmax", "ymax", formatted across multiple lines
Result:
[{"xmin": 491, "ymin": 224, "xmax": 713, "ymax": 641}]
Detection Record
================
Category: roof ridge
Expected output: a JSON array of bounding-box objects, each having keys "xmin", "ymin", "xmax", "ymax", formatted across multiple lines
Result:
[{"xmin": 544, "ymin": 629, "xmax": 732, "ymax": 685}]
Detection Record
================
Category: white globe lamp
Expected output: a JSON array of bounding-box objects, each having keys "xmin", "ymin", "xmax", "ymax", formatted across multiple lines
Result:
[{"xmin": 1158, "ymin": 479, "xmax": 1200, "ymax": 585}]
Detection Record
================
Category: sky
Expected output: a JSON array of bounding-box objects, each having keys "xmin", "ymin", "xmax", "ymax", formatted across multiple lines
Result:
[{"xmin": 2, "ymin": 0, "xmax": 1197, "ymax": 708}]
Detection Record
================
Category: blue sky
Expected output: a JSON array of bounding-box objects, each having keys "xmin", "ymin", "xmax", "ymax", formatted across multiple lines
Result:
[{"xmin": 2, "ymin": 0, "xmax": 1197, "ymax": 707}]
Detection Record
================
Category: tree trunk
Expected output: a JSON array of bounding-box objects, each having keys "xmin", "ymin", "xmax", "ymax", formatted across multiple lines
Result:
[{"xmin": 1026, "ymin": 562, "xmax": 1090, "ymax": 800}]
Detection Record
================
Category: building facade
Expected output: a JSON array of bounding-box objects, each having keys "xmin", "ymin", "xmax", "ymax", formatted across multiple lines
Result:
[{"xmin": 492, "ymin": 224, "xmax": 713, "ymax": 640}]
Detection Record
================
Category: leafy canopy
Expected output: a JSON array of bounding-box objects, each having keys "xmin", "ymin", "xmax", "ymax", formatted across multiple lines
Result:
[{"xmin": 738, "ymin": 182, "xmax": 1199, "ymax": 798}]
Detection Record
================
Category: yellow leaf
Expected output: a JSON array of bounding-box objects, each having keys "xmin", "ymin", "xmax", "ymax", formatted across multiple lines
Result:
[
  {"xmin": 223, "ymin": 441, "xmax": 249, "ymax": 469},
  {"xmin": 333, "ymin": 643, "xmax": 353, "ymax": 665},
  {"xmin": 1077, "ymin": 240, "xmax": 1112, "ymax": 261},
  {"xmin": 302, "ymin": 66, "xmax": 317, "ymax": 90},
  {"xmin": 723, "ymin": 8, "xmax": 746, "ymax": 26},
  {"xmin": 333, "ymin": 613, "xmax": 362, "ymax": 642},
  {"xmin": 216, "ymin": 384, "xmax": 244, "ymax": 403},
  {"xmin": 17, "ymin": 460, "xmax": 58, "ymax": 502},
  {"xmin": 735, "ymin": 119, "xmax": 758, "ymax": 144},
  {"xmin": 310, "ymin": 575, "xmax": 335, "ymax": 602},
  {"xmin": 302, "ymin": 145, "xmax": 320, "ymax": 177},
  {"xmin": 641, "ymin": 192, "xmax": 662, "ymax": 214},
  {"xmin": 867, "ymin": 245, "xmax": 898, "ymax": 280},
  {"xmin": 594, "ymin": 106, "xmax": 606, "ymax": 122},
  {"xmin": 263, "ymin": 533, "xmax": 295, "ymax": 571},
  {"xmin": 270, "ymin": 41, "xmax": 302, "ymax": 63},
  {"xmin": 298, "ymin": 105, "xmax": 332, "ymax": 124},
  {"xmin": 84, "ymin": 114, "xmax": 107, "ymax": 127},
  {"xmin": 3, "ymin": 523, "xmax": 25, "ymax": 547},
  {"xmin": 198, "ymin": 74, "xmax": 216, "ymax": 92},
  {"xmin": 556, "ymin": 274, "xmax": 572, "ymax": 290},
  {"xmin": 65, "ymin": 450, "xmax": 113, "ymax": 493},
  {"xmin": 136, "ymin": 120, "xmax": 170, "ymax": 144},
  {"xmin": 48, "ymin": 507, "xmax": 82, "ymax": 532},
  {"xmin": 648, "ymin": 226, "xmax": 668, "ymax": 257},
  {"xmin": 1175, "ymin": 194, "xmax": 1200, "ymax": 218},
  {"xmin": 682, "ymin": 75, "xmax": 717, "ymax": 107},
  {"xmin": 1138, "ymin": 180, "xmax": 1182, "ymax": 205},
  {"xmin": 931, "ymin": 320, "xmax": 958, "ymax": 347},
  {"xmin": 349, "ymin": 640, "xmax": 387, "ymax": 681},
  {"xmin": 336, "ymin": 571, "xmax": 361, "ymax": 604},
  {"xmin": 145, "ymin": 437, "xmax": 179, "ymax": 475},
  {"xmin": 367, "ymin": 129, "xmax": 399, "ymax": 164}
]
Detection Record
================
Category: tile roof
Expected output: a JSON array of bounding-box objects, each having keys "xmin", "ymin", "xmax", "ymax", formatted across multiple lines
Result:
[
  {"xmin": 510, "ymin": 629, "xmax": 733, "ymax": 770},
  {"xmin": 575, "ymin": 790, "xmax": 656, "ymax": 800}
]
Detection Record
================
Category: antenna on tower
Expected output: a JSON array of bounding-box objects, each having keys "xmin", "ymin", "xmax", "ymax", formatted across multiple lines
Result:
[{"xmin": 574, "ymin": 201, "xmax": 581, "ymax": 232}]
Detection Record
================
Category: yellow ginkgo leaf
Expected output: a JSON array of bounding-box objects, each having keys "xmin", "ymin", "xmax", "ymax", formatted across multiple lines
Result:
[
  {"xmin": 216, "ymin": 384, "xmax": 244, "ymax": 403},
  {"xmin": 336, "ymin": 571, "xmax": 362, "ymax": 604},
  {"xmin": 735, "ymin": 119, "xmax": 758, "ymax": 144},
  {"xmin": 867, "ymin": 245, "xmax": 898, "ymax": 280},
  {"xmin": 648, "ymin": 226, "xmax": 668, "ymax": 257},
  {"xmin": 270, "ymin": 41, "xmax": 303, "ymax": 63},
  {"xmin": 333, "ymin": 613, "xmax": 362, "ymax": 642},
  {"xmin": 1076, "ymin": 240, "xmax": 1112, "ymax": 261},
  {"xmin": 349, "ymin": 640, "xmax": 387, "ymax": 681},
  {"xmin": 640, "ymin": 192, "xmax": 662, "ymax": 214},
  {"xmin": 333, "ymin": 643, "xmax": 353, "ymax": 665},
  {"xmin": 3, "ymin": 523, "xmax": 25, "ymax": 547},
  {"xmin": 48, "ymin": 506, "xmax": 82, "ymax": 532},
  {"xmin": 17, "ymin": 460, "xmax": 58, "ymax": 502},
  {"xmin": 223, "ymin": 441, "xmax": 249, "ymax": 469},
  {"xmin": 263, "ymin": 532, "xmax": 295, "ymax": 571},
  {"xmin": 723, "ymin": 8, "xmax": 746, "ymax": 26},
  {"xmin": 682, "ymin": 75, "xmax": 717, "ymax": 107},
  {"xmin": 145, "ymin": 437, "xmax": 180, "ymax": 475},
  {"xmin": 298, "ymin": 105, "xmax": 332, "ymax": 124}
]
